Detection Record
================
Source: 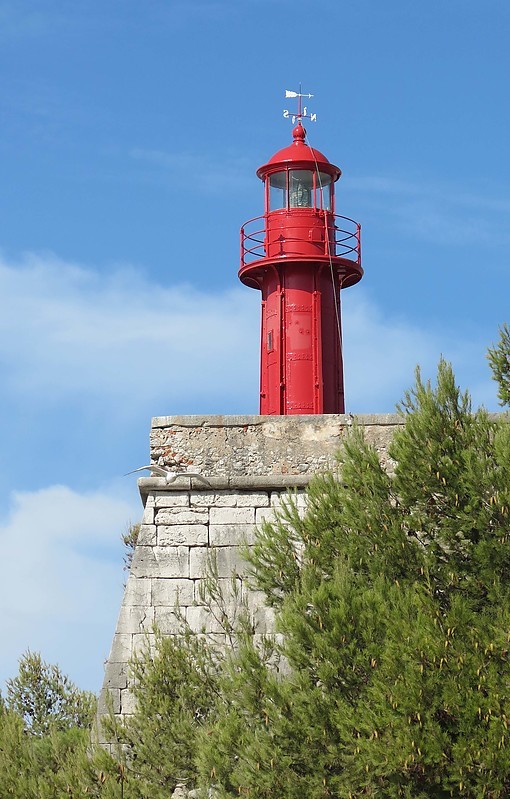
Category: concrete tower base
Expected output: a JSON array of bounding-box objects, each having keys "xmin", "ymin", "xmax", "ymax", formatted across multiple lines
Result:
[{"xmin": 98, "ymin": 413, "xmax": 401, "ymax": 743}]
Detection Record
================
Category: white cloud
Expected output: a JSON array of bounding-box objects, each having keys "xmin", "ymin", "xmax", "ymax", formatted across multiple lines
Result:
[
  {"xmin": 0, "ymin": 252, "xmax": 500, "ymax": 698},
  {"xmin": 0, "ymin": 483, "xmax": 138, "ymax": 693},
  {"xmin": 0, "ymin": 251, "xmax": 498, "ymax": 417},
  {"xmin": 0, "ymin": 252, "xmax": 260, "ymax": 410},
  {"xmin": 342, "ymin": 291, "xmax": 498, "ymax": 413},
  {"xmin": 342, "ymin": 295, "xmax": 441, "ymax": 410}
]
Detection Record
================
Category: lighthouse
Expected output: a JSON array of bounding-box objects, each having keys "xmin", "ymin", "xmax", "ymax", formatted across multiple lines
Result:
[
  {"xmin": 100, "ymin": 100, "xmax": 403, "ymax": 738},
  {"xmin": 239, "ymin": 95, "xmax": 363, "ymax": 414}
]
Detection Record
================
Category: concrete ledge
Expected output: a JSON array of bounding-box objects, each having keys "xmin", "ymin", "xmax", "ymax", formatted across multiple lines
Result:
[
  {"xmin": 151, "ymin": 413, "xmax": 402, "ymax": 428},
  {"xmin": 143, "ymin": 413, "xmax": 510, "ymax": 509},
  {"xmin": 148, "ymin": 413, "xmax": 405, "ymax": 485},
  {"xmin": 138, "ymin": 474, "xmax": 312, "ymax": 506}
]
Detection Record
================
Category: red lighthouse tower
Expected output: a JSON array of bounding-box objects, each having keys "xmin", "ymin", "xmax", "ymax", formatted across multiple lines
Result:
[{"xmin": 239, "ymin": 100, "xmax": 363, "ymax": 415}]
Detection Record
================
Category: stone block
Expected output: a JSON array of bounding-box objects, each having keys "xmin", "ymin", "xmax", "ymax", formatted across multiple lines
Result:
[
  {"xmin": 194, "ymin": 632, "xmax": 229, "ymax": 650},
  {"xmin": 154, "ymin": 493, "xmax": 190, "ymax": 508},
  {"xmin": 244, "ymin": 588, "xmax": 267, "ymax": 609},
  {"xmin": 153, "ymin": 607, "xmax": 184, "ymax": 634},
  {"xmin": 250, "ymin": 603, "xmax": 276, "ymax": 634},
  {"xmin": 190, "ymin": 546, "xmax": 247, "ymax": 579},
  {"xmin": 123, "ymin": 577, "xmax": 152, "ymax": 607},
  {"xmin": 120, "ymin": 690, "xmax": 138, "ymax": 715},
  {"xmin": 131, "ymin": 545, "xmax": 189, "ymax": 578},
  {"xmin": 193, "ymin": 577, "xmax": 243, "ymax": 604},
  {"xmin": 108, "ymin": 634, "xmax": 132, "ymax": 663},
  {"xmin": 191, "ymin": 491, "xmax": 236, "ymax": 507},
  {"xmin": 186, "ymin": 604, "xmax": 240, "ymax": 634},
  {"xmin": 209, "ymin": 507, "xmax": 255, "ymax": 525},
  {"xmin": 270, "ymin": 490, "xmax": 307, "ymax": 511},
  {"xmin": 209, "ymin": 523, "xmax": 256, "ymax": 547},
  {"xmin": 116, "ymin": 605, "xmax": 155, "ymax": 635},
  {"xmin": 152, "ymin": 577, "xmax": 194, "ymax": 606},
  {"xmin": 255, "ymin": 507, "xmax": 276, "ymax": 525},
  {"xmin": 141, "ymin": 507, "xmax": 155, "ymax": 525},
  {"xmin": 297, "ymin": 492, "xmax": 308, "ymax": 508},
  {"xmin": 137, "ymin": 524, "xmax": 156, "ymax": 546},
  {"xmin": 236, "ymin": 492, "xmax": 270, "ymax": 507},
  {"xmin": 97, "ymin": 687, "xmax": 120, "ymax": 717},
  {"xmin": 156, "ymin": 507, "xmax": 208, "ymax": 525},
  {"xmin": 102, "ymin": 662, "xmax": 129, "ymax": 690},
  {"xmin": 132, "ymin": 633, "xmax": 156, "ymax": 656},
  {"xmin": 158, "ymin": 524, "xmax": 208, "ymax": 546},
  {"xmin": 270, "ymin": 491, "xmax": 288, "ymax": 509},
  {"xmin": 189, "ymin": 547, "xmax": 209, "ymax": 578}
]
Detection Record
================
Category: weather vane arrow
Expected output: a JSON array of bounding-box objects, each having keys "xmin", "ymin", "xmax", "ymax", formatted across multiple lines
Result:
[
  {"xmin": 283, "ymin": 87, "xmax": 317, "ymax": 125},
  {"xmin": 285, "ymin": 90, "xmax": 313, "ymax": 99}
]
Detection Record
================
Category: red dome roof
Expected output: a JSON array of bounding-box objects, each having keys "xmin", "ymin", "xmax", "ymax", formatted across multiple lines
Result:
[{"xmin": 256, "ymin": 122, "xmax": 341, "ymax": 181}]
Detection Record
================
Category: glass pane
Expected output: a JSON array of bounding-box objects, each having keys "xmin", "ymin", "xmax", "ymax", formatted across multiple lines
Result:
[
  {"xmin": 289, "ymin": 170, "xmax": 313, "ymax": 208},
  {"xmin": 269, "ymin": 172, "xmax": 287, "ymax": 210},
  {"xmin": 315, "ymin": 172, "xmax": 332, "ymax": 210}
]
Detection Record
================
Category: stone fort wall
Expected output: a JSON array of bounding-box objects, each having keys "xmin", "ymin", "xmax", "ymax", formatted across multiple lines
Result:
[{"xmin": 98, "ymin": 413, "xmax": 403, "ymax": 742}]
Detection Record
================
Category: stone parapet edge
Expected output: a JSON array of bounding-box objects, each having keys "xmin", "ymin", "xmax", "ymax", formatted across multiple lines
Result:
[
  {"xmin": 137, "ymin": 475, "xmax": 312, "ymax": 506},
  {"xmin": 151, "ymin": 413, "xmax": 403, "ymax": 428},
  {"xmin": 152, "ymin": 412, "xmax": 507, "ymax": 428}
]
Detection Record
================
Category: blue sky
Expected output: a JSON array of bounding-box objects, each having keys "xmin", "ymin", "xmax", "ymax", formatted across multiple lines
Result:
[{"xmin": 1, "ymin": 0, "xmax": 509, "ymax": 695}]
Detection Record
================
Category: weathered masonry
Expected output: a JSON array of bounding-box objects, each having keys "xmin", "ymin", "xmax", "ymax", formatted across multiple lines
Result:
[{"xmin": 98, "ymin": 413, "xmax": 403, "ymax": 741}]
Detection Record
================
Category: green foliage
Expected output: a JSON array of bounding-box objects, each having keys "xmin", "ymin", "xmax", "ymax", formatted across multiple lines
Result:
[
  {"xmin": 195, "ymin": 357, "xmax": 510, "ymax": 797},
  {"xmin": 106, "ymin": 345, "xmax": 510, "ymax": 798},
  {"xmin": 393, "ymin": 361, "xmax": 510, "ymax": 608},
  {"xmin": 6, "ymin": 650, "xmax": 95, "ymax": 736},
  {"xmin": 245, "ymin": 490, "xmax": 303, "ymax": 606},
  {"xmin": 0, "ymin": 698, "xmax": 129, "ymax": 798},
  {"xmin": 0, "ymin": 652, "xmax": 132, "ymax": 798},
  {"xmin": 3, "ymin": 332, "xmax": 510, "ymax": 797},
  {"xmin": 115, "ymin": 628, "xmax": 222, "ymax": 798},
  {"xmin": 488, "ymin": 323, "xmax": 510, "ymax": 407},
  {"xmin": 122, "ymin": 521, "xmax": 141, "ymax": 575}
]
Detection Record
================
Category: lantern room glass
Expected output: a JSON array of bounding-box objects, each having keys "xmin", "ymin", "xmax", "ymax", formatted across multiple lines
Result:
[
  {"xmin": 269, "ymin": 172, "xmax": 287, "ymax": 210},
  {"xmin": 267, "ymin": 170, "xmax": 334, "ymax": 212},
  {"xmin": 289, "ymin": 170, "xmax": 313, "ymax": 208},
  {"xmin": 316, "ymin": 172, "xmax": 332, "ymax": 211}
]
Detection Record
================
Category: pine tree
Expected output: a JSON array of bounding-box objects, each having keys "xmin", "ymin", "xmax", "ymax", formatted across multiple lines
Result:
[
  {"xmin": 194, "ymin": 356, "xmax": 510, "ymax": 798},
  {"xmin": 1, "ymin": 652, "xmax": 129, "ymax": 798},
  {"xmin": 113, "ymin": 628, "xmax": 222, "ymax": 799},
  {"xmin": 488, "ymin": 323, "xmax": 510, "ymax": 407},
  {"xmin": 116, "ymin": 330, "xmax": 510, "ymax": 798},
  {"xmin": 6, "ymin": 650, "xmax": 95, "ymax": 736}
]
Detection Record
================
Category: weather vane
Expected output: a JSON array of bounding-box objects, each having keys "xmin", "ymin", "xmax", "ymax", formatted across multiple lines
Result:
[{"xmin": 283, "ymin": 87, "xmax": 317, "ymax": 125}]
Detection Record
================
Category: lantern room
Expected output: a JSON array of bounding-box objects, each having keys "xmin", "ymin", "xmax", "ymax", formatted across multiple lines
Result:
[
  {"xmin": 261, "ymin": 122, "xmax": 339, "ymax": 209},
  {"xmin": 266, "ymin": 167, "xmax": 334, "ymax": 211},
  {"xmin": 239, "ymin": 119, "xmax": 363, "ymax": 416}
]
